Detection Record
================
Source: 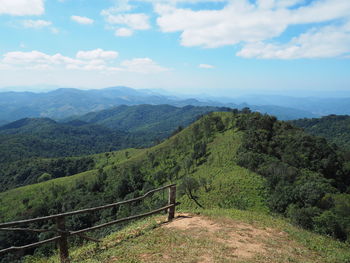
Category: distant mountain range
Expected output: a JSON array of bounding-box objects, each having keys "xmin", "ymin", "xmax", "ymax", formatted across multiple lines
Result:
[
  {"xmin": 227, "ymin": 95, "xmax": 350, "ymax": 116},
  {"xmin": 0, "ymin": 86, "xmax": 323, "ymax": 123}
]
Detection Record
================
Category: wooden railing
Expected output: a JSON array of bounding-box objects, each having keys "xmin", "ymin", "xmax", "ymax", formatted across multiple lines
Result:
[{"xmin": 0, "ymin": 184, "xmax": 177, "ymax": 263}]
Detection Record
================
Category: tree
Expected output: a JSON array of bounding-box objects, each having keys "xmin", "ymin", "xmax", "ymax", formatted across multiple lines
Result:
[{"xmin": 179, "ymin": 176, "xmax": 204, "ymax": 208}]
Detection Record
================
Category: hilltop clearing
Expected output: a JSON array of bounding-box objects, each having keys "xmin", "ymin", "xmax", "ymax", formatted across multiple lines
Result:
[{"xmin": 24, "ymin": 210, "xmax": 350, "ymax": 263}]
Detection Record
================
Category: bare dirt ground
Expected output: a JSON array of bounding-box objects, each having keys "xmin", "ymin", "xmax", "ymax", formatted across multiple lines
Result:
[
  {"xmin": 161, "ymin": 213, "xmax": 312, "ymax": 262},
  {"xmin": 104, "ymin": 213, "xmax": 320, "ymax": 263}
]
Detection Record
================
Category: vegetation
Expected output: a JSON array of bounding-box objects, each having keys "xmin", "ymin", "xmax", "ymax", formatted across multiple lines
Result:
[
  {"xmin": 0, "ymin": 156, "xmax": 95, "ymax": 192},
  {"xmin": 235, "ymin": 111, "xmax": 350, "ymax": 241},
  {"xmin": 1, "ymin": 110, "xmax": 350, "ymax": 262},
  {"xmin": 0, "ymin": 105, "xmax": 229, "ymax": 191},
  {"xmin": 0, "ymin": 118, "xmax": 130, "ymax": 164},
  {"xmin": 291, "ymin": 114, "xmax": 350, "ymax": 151},
  {"xmin": 67, "ymin": 104, "xmax": 230, "ymax": 145}
]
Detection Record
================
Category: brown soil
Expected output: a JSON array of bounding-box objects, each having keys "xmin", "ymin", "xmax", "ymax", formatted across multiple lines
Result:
[{"xmin": 162, "ymin": 213, "xmax": 299, "ymax": 262}]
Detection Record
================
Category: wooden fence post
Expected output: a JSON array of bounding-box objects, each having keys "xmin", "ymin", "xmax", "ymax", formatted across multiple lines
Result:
[
  {"xmin": 56, "ymin": 216, "xmax": 70, "ymax": 263},
  {"xmin": 168, "ymin": 185, "xmax": 176, "ymax": 221}
]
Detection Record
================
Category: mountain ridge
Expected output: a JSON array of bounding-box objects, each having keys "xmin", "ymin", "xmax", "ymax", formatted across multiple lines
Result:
[{"xmin": 0, "ymin": 87, "xmax": 320, "ymax": 122}]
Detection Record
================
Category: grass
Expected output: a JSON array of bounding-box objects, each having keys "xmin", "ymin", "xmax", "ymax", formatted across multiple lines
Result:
[{"xmin": 24, "ymin": 209, "xmax": 350, "ymax": 263}]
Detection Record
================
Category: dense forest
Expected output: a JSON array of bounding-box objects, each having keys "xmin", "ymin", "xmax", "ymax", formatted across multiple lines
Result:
[
  {"xmin": 0, "ymin": 118, "xmax": 130, "ymax": 163},
  {"xmin": 1, "ymin": 110, "xmax": 349, "ymax": 262},
  {"xmin": 235, "ymin": 110, "xmax": 350, "ymax": 241},
  {"xmin": 291, "ymin": 115, "xmax": 350, "ymax": 152}
]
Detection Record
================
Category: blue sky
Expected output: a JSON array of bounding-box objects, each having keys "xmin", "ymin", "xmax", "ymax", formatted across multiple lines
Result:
[{"xmin": 0, "ymin": 0, "xmax": 349, "ymax": 97}]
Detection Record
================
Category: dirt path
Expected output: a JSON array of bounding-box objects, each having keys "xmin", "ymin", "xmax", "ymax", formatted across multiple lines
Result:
[
  {"xmin": 161, "ymin": 213, "xmax": 306, "ymax": 262},
  {"xmin": 104, "ymin": 213, "xmax": 320, "ymax": 263}
]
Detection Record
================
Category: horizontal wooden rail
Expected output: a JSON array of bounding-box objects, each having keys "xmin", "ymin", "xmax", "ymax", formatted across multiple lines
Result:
[
  {"xmin": 0, "ymin": 184, "xmax": 176, "ymax": 228},
  {"xmin": 0, "ymin": 236, "xmax": 61, "ymax": 254},
  {"xmin": 0, "ymin": 184, "xmax": 177, "ymax": 263},
  {"xmin": 70, "ymin": 204, "xmax": 175, "ymax": 236}
]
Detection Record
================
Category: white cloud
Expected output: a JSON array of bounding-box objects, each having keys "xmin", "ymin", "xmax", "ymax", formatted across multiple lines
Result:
[
  {"xmin": 153, "ymin": 0, "xmax": 350, "ymax": 58},
  {"xmin": 0, "ymin": 50, "xmax": 168, "ymax": 74},
  {"xmin": 71, "ymin": 15, "xmax": 94, "ymax": 25},
  {"xmin": 199, "ymin": 64, "xmax": 214, "ymax": 69},
  {"xmin": 156, "ymin": 2, "xmax": 290, "ymax": 48},
  {"xmin": 1, "ymin": 50, "xmax": 114, "ymax": 71},
  {"xmin": 22, "ymin": 20, "xmax": 52, "ymax": 29},
  {"xmin": 101, "ymin": 1, "xmax": 152, "ymax": 37},
  {"xmin": 2, "ymin": 51, "xmax": 81, "ymax": 67},
  {"xmin": 104, "ymin": 13, "xmax": 150, "ymax": 30},
  {"xmin": 115, "ymin": 27, "xmax": 134, "ymax": 37},
  {"xmin": 237, "ymin": 22, "xmax": 350, "ymax": 59},
  {"xmin": 101, "ymin": 0, "xmax": 134, "ymax": 14},
  {"xmin": 123, "ymin": 0, "xmax": 226, "ymax": 5},
  {"xmin": 76, "ymin": 49, "xmax": 118, "ymax": 60},
  {"xmin": 121, "ymin": 58, "xmax": 169, "ymax": 73},
  {"xmin": 0, "ymin": 0, "xmax": 44, "ymax": 16}
]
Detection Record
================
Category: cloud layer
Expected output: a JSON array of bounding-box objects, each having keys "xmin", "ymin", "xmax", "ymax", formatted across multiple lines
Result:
[
  {"xmin": 154, "ymin": 0, "xmax": 350, "ymax": 58},
  {"xmin": 22, "ymin": 20, "xmax": 52, "ymax": 29},
  {"xmin": 0, "ymin": 49, "xmax": 168, "ymax": 73},
  {"xmin": 101, "ymin": 4, "xmax": 151, "ymax": 37},
  {"xmin": 2, "ymin": 0, "xmax": 350, "ymax": 60},
  {"xmin": 71, "ymin": 15, "xmax": 94, "ymax": 25},
  {"xmin": 0, "ymin": 0, "xmax": 44, "ymax": 16}
]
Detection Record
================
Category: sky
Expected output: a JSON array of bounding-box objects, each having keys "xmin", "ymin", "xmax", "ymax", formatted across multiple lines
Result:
[{"xmin": 0, "ymin": 0, "xmax": 349, "ymax": 97}]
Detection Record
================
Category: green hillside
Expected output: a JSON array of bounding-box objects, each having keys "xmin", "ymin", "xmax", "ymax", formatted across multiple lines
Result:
[
  {"xmin": 1, "ymin": 111, "xmax": 349, "ymax": 262},
  {"xmin": 0, "ymin": 105, "xmax": 229, "ymax": 192},
  {"xmin": 66, "ymin": 104, "xmax": 230, "ymax": 143}
]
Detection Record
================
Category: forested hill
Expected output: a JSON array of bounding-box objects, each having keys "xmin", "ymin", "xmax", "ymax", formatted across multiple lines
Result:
[
  {"xmin": 291, "ymin": 115, "xmax": 350, "ymax": 151},
  {"xmin": 1, "ymin": 111, "xmax": 349, "ymax": 263},
  {"xmin": 0, "ymin": 105, "xmax": 227, "ymax": 163},
  {"xmin": 66, "ymin": 104, "xmax": 230, "ymax": 138},
  {"xmin": 0, "ymin": 118, "xmax": 130, "ymax": 163},
  {"xmin": 0, "ymin": 105, "xmax": 228, "ymax": 191}
]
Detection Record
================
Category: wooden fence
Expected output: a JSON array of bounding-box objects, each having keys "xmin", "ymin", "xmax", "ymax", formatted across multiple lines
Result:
[{"xmin": 0, "ymin": 184, "xmax": 177, "ymax": 263}]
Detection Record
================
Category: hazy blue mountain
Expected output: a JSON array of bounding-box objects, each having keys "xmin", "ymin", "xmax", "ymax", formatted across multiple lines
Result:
[
  {"xmin": 0, "ymin": 120, "xmax": 8, "ymax": 126},
  {"xmin": 246, "ymin": 104, "xmax": 318, "ymax": 120},
  {"xmin": 228, "ymin": 95, "xmax": 350, "ymax": 116},
  {"xmin": 0, "ymin": 87, "xmax": 321, "ymax": 122}
]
